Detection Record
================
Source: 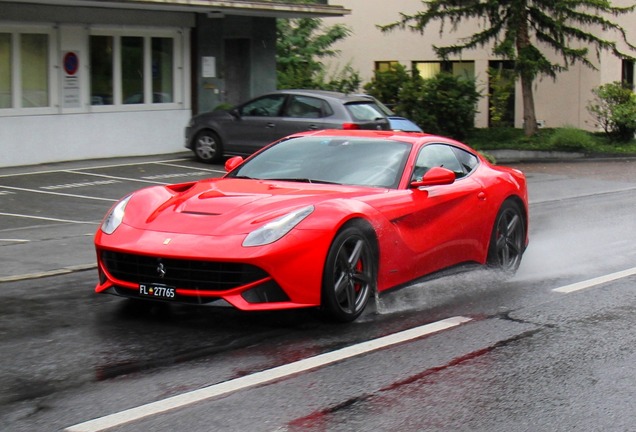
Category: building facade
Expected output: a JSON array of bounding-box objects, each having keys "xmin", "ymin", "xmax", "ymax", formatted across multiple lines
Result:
[
  {"xmin": 0, "ymin": 0, "xmax": 349, "ymax": 167},
  {"xmin": 325, "ymin": 0, "xmax": 636, "ymax": 131}
]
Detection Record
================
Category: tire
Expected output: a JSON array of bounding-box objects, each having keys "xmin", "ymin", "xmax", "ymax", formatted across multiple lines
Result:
[
  {"xmin": 193, "ymin": 130, "xmax": 223, "ymax": 164},
  {"xmin": 487, "ymin": 200, "xmax": 526, "ymax": 275},
  {"xmin": 321, "ymin": 223, "xmax": 376, "ymax": 322}
]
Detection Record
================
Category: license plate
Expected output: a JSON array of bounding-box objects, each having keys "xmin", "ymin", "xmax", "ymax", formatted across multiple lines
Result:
[{"xmin": 139, "ymin": 283, "xmax": 175, "ymax": 299}]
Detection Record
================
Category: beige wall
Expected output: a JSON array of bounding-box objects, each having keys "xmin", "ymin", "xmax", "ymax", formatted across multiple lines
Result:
[{"xmin": 326, "ymin": 0, "xmax": 636, "ymax": 130}]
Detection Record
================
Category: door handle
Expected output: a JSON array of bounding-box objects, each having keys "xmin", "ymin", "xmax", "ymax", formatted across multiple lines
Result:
[
  {"xmin": 308, "ymin": 124, "xmax": 319, "ymax": 130},
  {"xmin": 478, "ymin": 191, "xmax": 486, "ymax": 200},
  {"xmin": 266, "ymin": 123, "xmax": 276, "ymax": 128}
]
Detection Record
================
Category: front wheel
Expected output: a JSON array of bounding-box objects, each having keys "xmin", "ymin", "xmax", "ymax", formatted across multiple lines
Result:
[
  {"xmin": 321, "ymin": 224, "xmax": 376, "ymax": 322},
  {"xmin": 193, "ymin": 130, "xmax": 223, "ymax": 163},
  {"xmin": 487, "ymin": 200, "xmax": 526, "ymax": 275}
]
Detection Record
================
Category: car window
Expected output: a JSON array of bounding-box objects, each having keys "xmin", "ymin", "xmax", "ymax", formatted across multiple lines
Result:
[
  {"xmin": 345, "ymin": 102, "xmax": 386, "ymax": 121},
  {"xmin": 284, "ymin": 95, "xmax": 329, "ymax": 118},
  {"xmin": 230, "ymin": 136, "xmax": 411, "ymax": 189},
  {"xmin": 239, "ymin": 95, "xmax": 286, "ymax": 117},
  {"xmin": 451, "ymin": 146, "xmax": 479, "ymax": 173},
  {"xmin": 412, "ymin": 144, "xmax": 477, "ymax": 181}
]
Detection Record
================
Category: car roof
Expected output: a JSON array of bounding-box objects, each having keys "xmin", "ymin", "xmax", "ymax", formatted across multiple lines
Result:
[
  {"xmin": 287, "ymin": 129, "xmax": 474, "ymax": 151},
  {"xmin": 274, "ymin": 89, "xmax": 379, "ymax": 103}
]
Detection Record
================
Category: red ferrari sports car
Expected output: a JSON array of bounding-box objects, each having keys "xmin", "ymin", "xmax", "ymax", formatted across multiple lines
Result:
[{"xmin": 95, "ymin": 129, "xmax": 528, "ymax": 322}]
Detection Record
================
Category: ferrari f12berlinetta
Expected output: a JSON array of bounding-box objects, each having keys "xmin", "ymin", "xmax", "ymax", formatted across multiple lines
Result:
[{"xmin": 95, "ymin": 129, "xmax": 528, "ymax": 322}]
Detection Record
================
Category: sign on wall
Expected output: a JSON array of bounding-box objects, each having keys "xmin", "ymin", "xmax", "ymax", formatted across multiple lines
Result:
[
  {"xmin": 202, "ymin": 56, "xmax": 216, "ymax": 78},
  {"xmin": 62, "ymin": 51, "xmax": 81, "ymax": 108}
]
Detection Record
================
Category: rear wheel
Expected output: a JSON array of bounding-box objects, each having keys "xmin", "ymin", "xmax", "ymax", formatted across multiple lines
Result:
[
  {"xmin": 321, "ymin": 223, "xmax": 376, "ymax": 322},
  {"xmin": 193, "ymin": 130, "xmax": 223, "ymax": 163},
  {"xmin": 487, "ymin": 200, "xmax": 525, "ymax": 275}
]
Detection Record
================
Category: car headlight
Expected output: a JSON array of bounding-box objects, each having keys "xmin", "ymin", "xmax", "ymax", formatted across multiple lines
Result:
[
  {"xmin": 243, "ymin": 205, "xmax": 314, "ymax": 247},
  {"xmin": 101, "ymin": 195, "xmax": 132, "ymax": 234}
]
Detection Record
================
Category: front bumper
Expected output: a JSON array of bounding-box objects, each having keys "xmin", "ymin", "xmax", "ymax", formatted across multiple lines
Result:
[{"xmin": 94, "ymin": 225, "xmax": 332, "ymax": 311}]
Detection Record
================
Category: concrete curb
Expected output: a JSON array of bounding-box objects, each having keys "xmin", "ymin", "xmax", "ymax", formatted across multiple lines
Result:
[{"xmin": 0, "ymin": 263, "xmax": 96, "ymax": 283}]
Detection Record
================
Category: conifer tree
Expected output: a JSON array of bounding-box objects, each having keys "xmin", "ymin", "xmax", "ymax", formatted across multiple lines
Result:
[{"xmin": 381, "ymin": 0, "xmax": 636, "ymax": 136}]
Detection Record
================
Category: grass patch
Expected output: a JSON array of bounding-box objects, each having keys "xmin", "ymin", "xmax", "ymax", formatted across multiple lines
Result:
[{"xmin": 465, "ymin": 127, "xmax": 636, "ymax": 155}]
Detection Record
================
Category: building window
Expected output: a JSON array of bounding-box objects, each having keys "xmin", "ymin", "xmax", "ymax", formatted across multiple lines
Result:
[
  {"xmin": 375, "ymin": 61, "xmax": 400, "ymax": 72},
  {"xmin": 0, "ymin": 28, "xmax": 54, "ymax": 112},
  {"xmin": 152, "ymin": 37, "xmax": 174, "ymax": 103},
  {"xmin": 622, "ymin": 59, "xmax": 634, "ymax": 90},
  {"xmin": 122, "ymin": 36, "xmax": 144, "ymax": 104},
  {"xmin": 0, "ymin": 33, "xmax": 11, "ymax": 109},
  {"xmin": 412, "ymin": 61, "xmax": 475, "ymax": 79},
  {"xmin": 90, "ymin": 36, "xmax": 114, "ymax": 105},
  {"xmin": 90, "ymin": 32, "xmax": 177, "ymax": 107},
  {"xmin": 21, "ymin": 34, "xmax": 49, "ymax": 107}
]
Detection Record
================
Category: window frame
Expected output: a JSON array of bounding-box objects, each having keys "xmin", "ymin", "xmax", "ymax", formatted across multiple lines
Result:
[
  {"xmin": 411, "ymin": 143, "xmax": 479, "ymax": 181},
  {"xmin": 0, "ymin": 25, "xmax": 58, "ymax": 116},
  {"xmin": 89, "ymin": 27, "xmax": 182, "ymax": 113}
]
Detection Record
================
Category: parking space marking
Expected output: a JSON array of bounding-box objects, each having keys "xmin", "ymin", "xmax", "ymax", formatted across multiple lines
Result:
[
  {"xmin": 155, "ymin": 161, "xmax": 224, "ymax": 174},
  {"xmin": 142, "ymin": 171, "xmax": 210, "ymax": 180},
  {"xmin": 0, "ymin": 212, "xmax": 99, "ymax": 224},
  {"xmin": 0, "ymin": 157, "xmax": 193, "ymax": 178},
  {"xmin": 0, "ymin": 190, "xmax": 16, "ymax": 196},
  {"xmin": 552, "ymin": 266, "xmax": 636, "ymax": 293},
  {"xmin": 65, "ymin": 316, "xmax": 472, "ymax": 432},
  {"xmin": 62, "ymin": 170, "xmax": 170, "ymax": 185},
  {"xmin": 41, "ymin": 179, "xmax": 121, "ymax": 190},
  {"xmin": 0, "ymin": 185, "xmax": 117, "ymax": 201}
]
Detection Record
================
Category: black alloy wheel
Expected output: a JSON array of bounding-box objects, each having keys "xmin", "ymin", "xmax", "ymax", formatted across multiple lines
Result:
[
  {"xmin": 194, "ymin": 130, "xmax": 223, "ymax": 163},
  {"xmin": 487, "ymin": 200, "xmax": 525, "ymax": 274},
  {"xmin": 322, "ymin": 223, "xmax": 376, "ymax": 322}
]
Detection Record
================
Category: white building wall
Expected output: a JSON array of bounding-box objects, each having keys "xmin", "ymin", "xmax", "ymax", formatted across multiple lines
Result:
[
  {"xmin": 0, "ymin": 110, "xmax": 188, "ymax": 167},
  {"xmin": 0, "ymin": 5, "xmax": 193, "ymax": 167},
  {"xmin": 327, "ymin": 0, "xmax": 636, "ymax": 131}
]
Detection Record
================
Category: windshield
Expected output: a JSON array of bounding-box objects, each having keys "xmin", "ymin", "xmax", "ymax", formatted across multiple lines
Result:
[{"xmin": 228, "ymin": 136, "xmax": 411, "ymax": 189}]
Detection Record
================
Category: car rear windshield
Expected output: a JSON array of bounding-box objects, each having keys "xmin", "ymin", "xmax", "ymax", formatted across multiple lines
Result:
[
  {"xmin": 229, "ymin": 136, "xmax": 411, "ymax": 189},
  {"xmin": 345, "ymin": 102, "xmax": 387, "ymax": 122}
]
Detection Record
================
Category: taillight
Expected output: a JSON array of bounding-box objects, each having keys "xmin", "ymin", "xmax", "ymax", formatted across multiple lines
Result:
[{"xmin": 342, "ymin": 123, "xmax": 361, "ymax": 130}]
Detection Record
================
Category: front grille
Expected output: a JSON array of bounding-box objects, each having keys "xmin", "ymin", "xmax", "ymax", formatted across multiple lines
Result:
[{"xmin": 101, "ymin": 251, "xmax": 268, "ymax": 291}]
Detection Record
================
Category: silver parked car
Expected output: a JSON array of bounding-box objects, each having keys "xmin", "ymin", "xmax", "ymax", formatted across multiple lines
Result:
[{"xmin": 185, "ymin": 90, "xmax": 391, "ymax": 163}]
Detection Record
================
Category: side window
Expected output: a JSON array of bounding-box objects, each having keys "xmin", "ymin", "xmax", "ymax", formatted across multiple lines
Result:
[
  {"xmin": 451, "ymin": 146, "xmax": 479, "ymax": 174},
  {"xmin": 239, "ymin": 95, "xmax": 286, "ymax": 117},
  {"xmin": 412, "ymin": 144, "xmax": 472, "ymax": 181},
  {"xmin": 284, "ymin": 95, "xmax": 326, "ymax": 118}
]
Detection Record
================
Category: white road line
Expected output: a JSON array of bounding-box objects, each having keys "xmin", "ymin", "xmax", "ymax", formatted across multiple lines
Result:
[
  {"xmin": 553, "ymin": 267, "xmax": 636, "ymax": 293},
  {"xmin": 0, "ymin": 157, "xmax": 192, "ymax": 178},
  {"xmin": 0, "ymin": 212, "xmax": 99, "ymax": 224},
  {"xmin": 41, "ymin": 179, "xmax": 121, "ymax": 190},
  {"xmin": 65, "ymin": 316, "xmax": 472, "ymax": 432},
  {"xmin": 0, "ymin": 238, "xmax": 30, "ymax": 243},
  {"xmin": 62, "ymin": 170, "xmax": 170, "ymax": 185},
  {"xmin": 0, "ymin": 185, "xmax": 117, "ymax": 201},
  {"xmin": 155, "ymin": 161, "xmax": 223, "ymax": 173},
  {"xmin": 142, "ymin": 172, "xmax": 209, "ymax": 180}
]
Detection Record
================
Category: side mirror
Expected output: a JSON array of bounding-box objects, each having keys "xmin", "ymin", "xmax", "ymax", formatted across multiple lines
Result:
[
  {"xmin": 410, "ymin": 166, "xmax": 456, "ymax": 188},
  {"xmin": 224, "ymin": 156, "xmax": 244, "ymax": 172},
  {"xmin": 229, "ymin": 108, "xmax": 241, "ymax": 119}
]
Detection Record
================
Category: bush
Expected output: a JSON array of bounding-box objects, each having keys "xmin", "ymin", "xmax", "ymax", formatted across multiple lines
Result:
[
  {"xmin": 363, "ymin": 64, "xmax": 410, "ymax": 109},
  {"xmin": 548, "ymin": 126, "xmax": 595, "ymax": 151},
  {"xmin": 397, "ymin": 72, "xmax": 480, "ymax": 140},
  {"xmin": 587, "ymin": 82, "xmax": 636, "ymax": 142}
]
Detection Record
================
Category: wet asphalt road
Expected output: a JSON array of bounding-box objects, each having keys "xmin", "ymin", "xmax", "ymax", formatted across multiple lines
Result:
[{"xmin": 0, "ymin": 155, "xmax": 635, "ymax": 431}]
